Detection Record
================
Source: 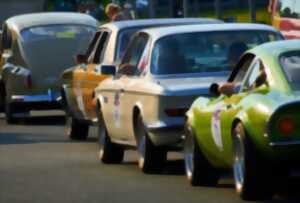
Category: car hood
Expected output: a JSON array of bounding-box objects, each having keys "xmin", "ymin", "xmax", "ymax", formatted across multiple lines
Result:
[{"xmin": 153, "ymin": 73, "xmax": 228, "ymax": 96}]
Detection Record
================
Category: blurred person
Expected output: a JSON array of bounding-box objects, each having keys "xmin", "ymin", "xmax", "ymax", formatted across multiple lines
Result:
[
  {"xmin": 123, "ymin": 3, "xmax": 135, "ymax": 19},
  {"xmin": 105, "ymin": 3, "xmax": 132, "ymax": 21}
]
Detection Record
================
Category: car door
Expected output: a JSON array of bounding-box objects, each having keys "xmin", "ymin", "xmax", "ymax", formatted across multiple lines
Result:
[
  {"xmin": 218, "ymin": 56, "xmax": 266, "ymax": 166},
  {"xmin": 198, "ymin": 54, "xmax": 256, "ymax": 168},
  {"xmin": 76, "ymin": 30, "xmax": 110, "ymax": 120},
  {"xmin": 82, "ymin": 30, "xmax": 111, "ymax": 120},
  {"xmin": 72, "ymin": 31, "xmax": 101, "ymax": 117},
  {"xmin": 109, "ymin": 33, "xmax": 149, "ymax": 141}
]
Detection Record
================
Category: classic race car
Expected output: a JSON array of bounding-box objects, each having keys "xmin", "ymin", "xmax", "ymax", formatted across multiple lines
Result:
[
  {"xmin": 183, "ymin": 40, "xmax": 300, "ymax": 200},
  {"xmin": 0, "ymin": 12, "xmax": 97, "ymax": 123},
  {"xmin": 61, "ymin": 18, "xmax": 222, "ymax": 140},
  {"xmin": 95, "ymin": 23, "xmax": 282, "ymax": 173}
]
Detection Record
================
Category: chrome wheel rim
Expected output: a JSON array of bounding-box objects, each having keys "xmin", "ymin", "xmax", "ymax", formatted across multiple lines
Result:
[
  {"xmin": 65, "ymin": 115, "xmax": 72, "ymax": 136},
  {"xmin": 97, "ymin": 114, "xmax": 106, "ymax": 160},
  {"xmin": 233, "ymin": 131, "xmax": 245, "ymax": 193},
  {"xmin": 136, "ymin": 116, "xmax": 146, "ymax": 169},
  {"xmin": 138, "ymin": 135, "xmax": 146, "ymax": 169},
  {"xmin": 184, "ymin": 127, "xmax": 194, "ymax": 181}
]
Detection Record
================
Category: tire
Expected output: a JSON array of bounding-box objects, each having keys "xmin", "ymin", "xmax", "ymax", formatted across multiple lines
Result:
[
  {"xmin": 5, "ymin": 101, "xmax": 17, "ymax": 124},
  {"xmin": 65, "ymin": 114, "xmax": 89, "ymax": 140},
  {"xmin": 135, "ymin": 114, "xmax": 167, "ymax": 174},
  {"xmin": 97, "ymin": 107, "xmax": 124, "ymax": 164},
  {"xmin": 232, "ymin": 122, "xmax": 274, "ymax": 200},
  {"xmin": 0, "ymin": 81, "xmax": 5, "ymax": 112},
  {"xmin": 184, "ymin": 122, "xmax": 220, "ymax": 186}
]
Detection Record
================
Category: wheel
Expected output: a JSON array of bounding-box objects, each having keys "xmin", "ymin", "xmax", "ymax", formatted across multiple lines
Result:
[
  {"xmin": 65, "ymin": 114, "xmax": 89, "ymax": 140},
  {"xmin": 97, "ymin": 107, "xmax": 124, "ymax": 164},
  {"xmin": 233, "ymin": 122, "xmax": 274, "ymax": 200},
  {"xmin": 5, "ymin": 100, "xmax": 17, "ymax": 124},
  {"xmin": 135, "ymin": 114, "xmax": 167, "ymax": 174},
  {"xmin": 184, "ymin": 122, "xmax": 220, "ymax": 186}
]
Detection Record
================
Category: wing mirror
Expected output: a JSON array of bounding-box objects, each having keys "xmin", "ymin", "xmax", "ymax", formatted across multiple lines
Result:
[
  {"xmin": 75, "ymin": 54, "xmax": 87, "ymax": 64},
  {"xmin": 101, "ymin": 65, "xmax": 116, "ymax": 75}
]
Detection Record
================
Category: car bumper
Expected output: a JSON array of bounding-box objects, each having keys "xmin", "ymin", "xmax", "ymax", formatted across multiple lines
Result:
[
  {"xmin": 10, "ymin": 92, "xmax": 61, "ymax": 110},
  {"xmin": 264, "ymin": 142, "xmax": 300, "ymax": 165},
  {"xmin": 146, "ymin": 119, "xmax": 184, "ymax": 147}
]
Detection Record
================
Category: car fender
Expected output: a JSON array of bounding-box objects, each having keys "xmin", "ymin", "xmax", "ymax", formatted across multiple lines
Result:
[
  {"xmin": 133, "ymin": 101, "xmax": 145, "ymax": 120},
  {"xmin": 186, "ymin": 97, "xmax": 210, "ymax": 127},
  {"xmin": 232, "ymin": 104, "xmax": 272, "ymax": 156},
  {"xmin": 96, "ymin": 94, "xmax": 105, "ymax": 111}
]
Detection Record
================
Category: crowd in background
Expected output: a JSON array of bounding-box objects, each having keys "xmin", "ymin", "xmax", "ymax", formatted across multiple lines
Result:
[{"xmin": 53, "ymin": 0, "xmax": 137, "ymax": 21}]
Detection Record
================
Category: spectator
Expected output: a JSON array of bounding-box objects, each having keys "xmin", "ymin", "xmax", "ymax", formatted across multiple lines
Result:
[
  {"xmin": 123, "ymin": 3, "xmax": 135, "ymax": 20},
  {"xmin": 105, "ymin": 3, "xmax": 132, "ymax": 21}
]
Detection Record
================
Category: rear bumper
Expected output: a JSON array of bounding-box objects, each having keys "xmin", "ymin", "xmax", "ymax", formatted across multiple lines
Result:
[
  {"xmin": 263, "ymin": 142, "xmax": 300, "ymax": 165},
  {"xmin": 146, "ymin": 119, "xmax": 184, "ymax": 147},
  {"xmin": 10, "ymin": 92, "xmax": 62, "ymax": 110}
]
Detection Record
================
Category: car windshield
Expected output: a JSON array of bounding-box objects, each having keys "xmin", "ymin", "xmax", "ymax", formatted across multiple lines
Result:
[
  {"xmin": 151, "ymin": 30, "xmax": 281, "ymax": 75},
  {"xmin": 20, "ymin": 24, "xmax": 96, "ymax": 69},
  {"xmin": 280, "ymin": 51, "xmax": 300, "ymax": 85},
  {"xmin": 277, "ymin": 0, "xmax": 300, "ymax": 18}
]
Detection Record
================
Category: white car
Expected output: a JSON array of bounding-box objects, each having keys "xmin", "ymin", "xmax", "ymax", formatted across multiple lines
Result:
[{"xmin": 95, "ymin": 23, "xmax": 282, "ymax": 173}]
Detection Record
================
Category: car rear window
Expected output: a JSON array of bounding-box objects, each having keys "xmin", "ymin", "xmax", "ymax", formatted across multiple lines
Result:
[
  {"xmin": 151, "ymin": 30, "xmax": 282, "ymax": 75},
  {"xmin": 280, "ymin": 51, "xmax": 300, "ymax": 84}
]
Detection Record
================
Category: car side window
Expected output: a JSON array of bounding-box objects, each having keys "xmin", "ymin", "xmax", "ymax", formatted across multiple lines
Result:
[
  {"xmin": 231, "ymin": 55, "xmax": 255, "ymax": 86},
  {"xmin": 242, "ymin": 59, "xmax": 267, "ymax": 92},
  {"xmin": 85, "ymin": 32, "xmax": 101, "ymax": 57},
  {"xmin": 87, "ymin": 31, "xmax": 102, "ymax": 63},
  {"xmin": 93, "ymin": 31, "xmax": 110, "ymax": 64},
  {"xmin": 2, "ymin": 24, "xmax": 12, "ymax": 51},
  {"xmin": 119, "ymin": 33, "xmax": 149, "ymax": 76}
]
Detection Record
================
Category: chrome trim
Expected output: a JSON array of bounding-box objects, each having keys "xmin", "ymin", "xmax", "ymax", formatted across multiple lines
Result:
[{"xmin": 270, "ymin": 141, "xmax": 300, "ymax": 146}]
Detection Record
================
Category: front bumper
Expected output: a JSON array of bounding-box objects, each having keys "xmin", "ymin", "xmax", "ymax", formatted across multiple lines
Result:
[{"xmin": 146, "ymin": 119, "xmax": 184, "ymax": 147}]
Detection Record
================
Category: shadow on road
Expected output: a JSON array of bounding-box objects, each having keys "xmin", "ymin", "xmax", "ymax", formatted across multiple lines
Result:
[
  {"xmin": 163, "ymin": 159, "xmax": 185, "ymax": 175},
  {"xmin": 0, "ymin": 132, "xmax": 97, "ymax": 145},
  {"xmin": 14, "ymin": 115, "xmax": 66, "ymax": 126}
]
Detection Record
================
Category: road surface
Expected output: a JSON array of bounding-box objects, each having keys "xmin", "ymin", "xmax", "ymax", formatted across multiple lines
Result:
[{"xmin": 0, "ymin": 112, "xmax": 299, "ymax": 203}]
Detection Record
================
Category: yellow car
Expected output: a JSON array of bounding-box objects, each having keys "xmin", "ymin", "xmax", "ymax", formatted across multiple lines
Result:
[{"xmin": 61, "ymin": 18, "xmax": 222, "ymax": 140}]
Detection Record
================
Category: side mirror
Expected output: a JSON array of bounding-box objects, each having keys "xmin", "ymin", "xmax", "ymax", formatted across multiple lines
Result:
[
  {"xmin": 219, "ymin": 83, "xmax": 236, "ymax": 97},
  {"xmin": 101, "ymin": 65, "xmax": 116, "ymax": 75},
  {"xmin": 209, "ymin": 83, "xmax": 220, "ymax": 97},
  {"xmin": 75, "ymin": 54, "xmax": 87, "ymax": 64},
  {"xmin": 119, "ymin": 63, "xmax": 135, "ymax": 75}
]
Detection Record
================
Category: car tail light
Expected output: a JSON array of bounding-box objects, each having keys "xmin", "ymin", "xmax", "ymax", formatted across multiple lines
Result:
[
  {"xmin": 165, "ymin": 108, "xmax": 188, "ymax": 117},
  {"xmin": 26, "ymin": 75, "xmax": 32, "ymax": 88},
  {"xmin": 277, "ymin": 117, "xmax": 295, "ymax": 136}
]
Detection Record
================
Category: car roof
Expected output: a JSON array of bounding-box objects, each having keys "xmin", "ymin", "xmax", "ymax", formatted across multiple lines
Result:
[
  {"xmin": 5, "ymin": 12, "xmax": 98, "ymax": 34},
  {"xmin": 140, "ymin": 23, "xmax": 279, "ymax": 41},
  {"xmin": 249, "ymin": 39, "xmax": 300, "ymax": 57},
  {"xmin": 100, "ymin": 18, "xmax": 222, "ymax": 31}
]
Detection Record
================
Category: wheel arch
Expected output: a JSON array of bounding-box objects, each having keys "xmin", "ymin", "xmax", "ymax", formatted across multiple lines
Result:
[{"xmin": 132, "ymin": 102, "xmax": 145, "ymax": 142}]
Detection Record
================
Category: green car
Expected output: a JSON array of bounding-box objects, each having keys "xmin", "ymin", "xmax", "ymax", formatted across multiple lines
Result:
[{"xmin": 184, "ymin": 40, "xmax": 300, "ymax": 200}]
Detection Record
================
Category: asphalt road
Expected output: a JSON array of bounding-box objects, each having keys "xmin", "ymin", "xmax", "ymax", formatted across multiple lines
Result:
[{"xmin": 1, "ymin": 112, "xmax": 300, "ymax": 203}]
